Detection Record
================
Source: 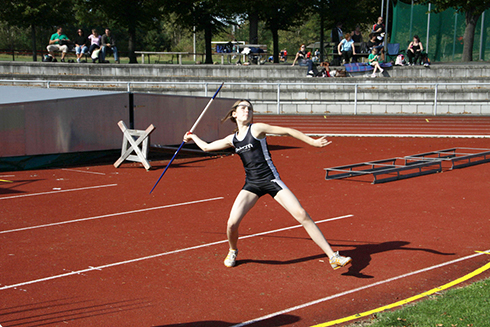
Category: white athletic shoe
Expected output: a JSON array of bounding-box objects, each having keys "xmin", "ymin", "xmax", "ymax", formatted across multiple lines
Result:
[
  {"xmin": 330, "ymin": 251, "xmax": 352, "ymax": 270},
  {"xmin": 371, "ymin": 73, "xmax": 377, "ymax": 78},
  {"xmin": 224, "ymin": 249, "xmax": 238, "ymax": 267}
]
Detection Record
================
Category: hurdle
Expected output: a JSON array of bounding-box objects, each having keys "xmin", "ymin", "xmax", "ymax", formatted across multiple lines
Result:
[{"xmin": 325, "ymin": 148, "xmax": 490, "ymax": 184}]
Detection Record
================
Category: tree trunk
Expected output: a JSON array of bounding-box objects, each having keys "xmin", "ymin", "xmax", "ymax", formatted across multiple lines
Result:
[
  {"xmin": 463, "ymin": 10, "xmax": 479, "ymax": 61},
  {"xmin": 319, "ymin": 2, "xmax": 325, "ymax": 63},
  {"xmin": 272, "ymin": 27, "xmax": 279, "ymax": 63},
  {"xmin": 204, "ymin": 24, "xmax": 213, "ymax": 64},
  {"xmin": 128, "ymin": 24, "xmax": 137, "ymax": 63},
  {"xmin": 249, "ymin": 11, "xmax": 259, "ymax": 44},
  {"xmin": 31, "ymin": 24, "xmax": 37, "ymax": 62}
]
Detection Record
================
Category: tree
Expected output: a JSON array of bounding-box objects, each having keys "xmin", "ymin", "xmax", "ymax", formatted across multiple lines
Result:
[
  {"xmin": 74, "ymin": 0, "xmax": 163, "ymax": 63},
  {"xmin": 0, "ymin": 0, "xmax": 74, "ymax": 61},
  {"xmin": 258, "ymin": 0, "xmax": 310, "ymax": 63},
  {"xmin": 170, "ymin": 0, "xmax": 234, "ymax": 64},
  {"xmin": 416, "ymin": 0, "xmax": 490, "ymax": 61},
  {"xmin": 311, "ymin": 0, "xmax": 379, "ymax": 62}
]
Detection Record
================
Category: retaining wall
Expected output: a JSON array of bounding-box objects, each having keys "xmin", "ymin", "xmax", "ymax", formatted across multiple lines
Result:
[{"xmin": 1, "ymin": 61, "xmax": 489, "ymax": 115}]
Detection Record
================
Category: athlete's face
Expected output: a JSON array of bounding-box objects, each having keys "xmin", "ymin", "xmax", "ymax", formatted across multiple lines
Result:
[{"xmin": 233, "ymin": 102, "xmax": 253, "ymax": 123}]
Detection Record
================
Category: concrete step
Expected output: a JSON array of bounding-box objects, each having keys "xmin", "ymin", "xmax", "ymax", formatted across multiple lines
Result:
[
  {"xmin": 1, "ymin": 61, "xmax": 489, "ymax": 116},
  {"xmin": 2, "ymin": 61, "xmax": 490, "ymax": 80}
]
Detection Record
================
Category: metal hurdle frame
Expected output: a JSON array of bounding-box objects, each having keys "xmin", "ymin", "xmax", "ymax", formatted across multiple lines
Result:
[{"xmin": 325, "ymin": 148, "xmax": 490, "ymax": 184}]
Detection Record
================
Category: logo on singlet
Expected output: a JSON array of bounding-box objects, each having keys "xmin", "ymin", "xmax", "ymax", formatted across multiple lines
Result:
[{"xmin": 235, "ymin": 143, "xmax": 254, "ymax": 154}]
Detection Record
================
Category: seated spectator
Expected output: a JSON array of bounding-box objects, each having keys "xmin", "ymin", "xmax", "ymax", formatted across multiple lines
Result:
[
  {"xmin": 74, "ymin": 29, "xmax": 89, "ymax": 63},
  {"xmin": 291, "ymin": 44, "xmax": 317, "ymax": 77},
  {"xmin": 88, "ymin": 29, "xmax": 101, "ymax": 63},
  {"xmin": 337, "ymin": 33, "xmax": 356, "ymax": 65},
  {"xmin": 367, "ymin": 33, "xmax": 385, "ymax": 62},
  {"xmin": 368, "ymin": 47, "xmax": 384, "ymax": 78},
  {"xmin": 406, "ymin": 35, "xmax": 424, "ymax": 65},
  {"xmin": 312, "ymin": 49, "xmax": 320, "ymax": 62},
  {"xmin": 280, "ymin": 48, "xmax": 288, "ymax": 62},
  {"xmin": 291, "ymin": 44, "xmax": 307, "ymax": 66},
  {"xmin": 100, "ymin": 28, "xmax": 119, "ymax": 63},
  {"xmin": 46, "ymin": 26, "xmax": 71, "ymax": 62}
]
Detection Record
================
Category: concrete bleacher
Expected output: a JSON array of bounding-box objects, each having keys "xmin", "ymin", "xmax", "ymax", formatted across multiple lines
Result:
[{"xmin": 1, "ymin": 61, "xmax": 489, "ymax": 115}]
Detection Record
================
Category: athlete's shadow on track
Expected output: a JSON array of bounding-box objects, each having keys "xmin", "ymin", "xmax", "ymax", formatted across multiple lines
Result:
[
  {"xmin": 0, "ymin": 179, "xmax": 43, "ymax": 195},
  {"xmin": 236, "ymin": 253, "xmax": 327, "ymax": 267},
  {"xmin": 156, "ymin": 313, "xmax": 300, "ymax": 326},
  {"xmin": 235, "ymin": 240, "xmax": 454, "ymax": 280},
  {"xmin": 332, "ymin": 240, "xmax": 456, "ymax": 279}
]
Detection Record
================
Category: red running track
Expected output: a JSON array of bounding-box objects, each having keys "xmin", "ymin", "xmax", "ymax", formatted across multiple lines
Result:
[
  {"xmin": 1, "ymin": 117, "xmax": 490, "ymax": 326},
  {"xmin": 254, "ymin": 115, "xmax": 490, "ymax": 137}
]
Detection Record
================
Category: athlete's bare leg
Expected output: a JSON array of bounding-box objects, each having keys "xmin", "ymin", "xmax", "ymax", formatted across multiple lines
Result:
[
  {"xmin": 226, "ymin": 189, "xmax": 259, "ymax": 250},
  {"xmin": 274, "ymin": 188, "xmax": 336, "ymax": 259}
]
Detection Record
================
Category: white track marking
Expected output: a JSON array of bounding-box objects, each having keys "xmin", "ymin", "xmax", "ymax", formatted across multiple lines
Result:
[
  {"xmin": 0, "ymin": 184, "xmax": 118, "ymax": 200},
  {"xmin": 0, "ymin": 197, "xmax": 225, "ymax": 234},
  {"xmin": 230, "ymin": 250, "xmax": 490, "ymax": 327},
  {"xmin": 61, "ymin": 168, "xmax": 106, "ymax": 175},
  {"xmin": 0, "ymin": 214, "xmax": 353, "ymax": 290}
]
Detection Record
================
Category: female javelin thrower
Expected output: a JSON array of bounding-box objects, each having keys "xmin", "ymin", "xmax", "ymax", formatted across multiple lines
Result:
[{"xmin": 183, "ymin": 99, "xmax": 351, "ymax": 270}]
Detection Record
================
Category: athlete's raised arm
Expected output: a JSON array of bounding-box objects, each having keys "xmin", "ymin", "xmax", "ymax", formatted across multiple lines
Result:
[
  {"xmin": 251, "ymin": 123, "xmax": 331, "ymax": 148},
  {"xmin": 184, "ymin": 132, "xmax": 234, "ymax": 152}
]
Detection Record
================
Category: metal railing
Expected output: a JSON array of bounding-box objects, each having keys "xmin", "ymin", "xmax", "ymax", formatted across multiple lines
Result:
[{"xmin": 1, "ymin": 79, "xmax": 489, "ymax": 115}]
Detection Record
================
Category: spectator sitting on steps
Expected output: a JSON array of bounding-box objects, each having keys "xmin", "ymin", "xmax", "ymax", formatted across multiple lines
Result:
[
  {"xmin": 291, "ymin": 44, "xmax": 318, "ymax": 77},
  {"xmin": 74, "ymin": 29, "xmax": 89, "ymax": 63},
  {"xmin": 88, "ymin": 29, "xmax": 101, "ymax": 63},
  {"xmin": 100, "ymin": 28, "xmax": 119, "ymax": 63},
  {"xmin": 46, "ymin": 26, "xmax": 71, "ymax": 62}
]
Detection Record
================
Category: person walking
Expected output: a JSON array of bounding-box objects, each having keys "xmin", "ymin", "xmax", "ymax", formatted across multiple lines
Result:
[{"xmin": 183, "ymin": 99, "xmax": 352, "ymax": 270}]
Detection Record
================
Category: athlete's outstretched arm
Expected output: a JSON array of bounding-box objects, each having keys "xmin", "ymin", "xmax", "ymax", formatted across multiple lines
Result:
[
  {"xmin": 252, "ymin": 123, "xmax": 331, "ymax": 148},
  {"xmin": 183, "ymin": 133, "xmax": 234, "ymax": 152}
]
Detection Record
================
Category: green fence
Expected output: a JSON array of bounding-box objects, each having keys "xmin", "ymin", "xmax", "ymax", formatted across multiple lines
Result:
[{"xmin": 391, "ymin": 1, "xmax": 489, "ymax": 62}]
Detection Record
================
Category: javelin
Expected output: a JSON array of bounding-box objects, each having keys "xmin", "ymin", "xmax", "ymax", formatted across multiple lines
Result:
[{"xmin": 149, "ymin": 83, "xmax": 224, "ymax": 194}]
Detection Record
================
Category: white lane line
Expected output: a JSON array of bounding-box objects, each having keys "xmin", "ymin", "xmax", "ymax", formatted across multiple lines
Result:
[
  {"xmin": 230, "ymin": 250, "xmax": 490, "ymax": 327},
  {"xmin": 305, "ymin": 133, "xmax": 490, "ymax": 138},
  {"xmin": 0, "ymin": 197, "xmax": 225, "ymax": 234},
  {"xmin": 62, "ymin": 168, "xmax": 106, "ymax": 175},
  {"xmin": 0, "ymin": 183, "xmax": 118, "ymax": 200},
  {"xmin": 0, "ymin": 214, "xmax": 354, "ymax": 290}
]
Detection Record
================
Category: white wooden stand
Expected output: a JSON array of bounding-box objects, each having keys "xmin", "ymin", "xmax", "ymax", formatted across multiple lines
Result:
[{"xmin": 114, "ymin": 120, "xmax": 155, "ymax": 170}]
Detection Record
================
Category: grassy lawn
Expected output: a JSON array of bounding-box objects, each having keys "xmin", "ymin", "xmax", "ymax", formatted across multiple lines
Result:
[
  {"xmin": 0, "ymin": 53, "xmax": 132, "ymax": 64},
  {"xmin": 0, "ymin": 53, "xmax": 281, "ymax": 65},
  {"xmin": 0, "ymin": 53, "xmax": 231, "ymax": 65},
  {"xmin": 346, "ymin": 277, "xmax": 490, "ymax": 327}
]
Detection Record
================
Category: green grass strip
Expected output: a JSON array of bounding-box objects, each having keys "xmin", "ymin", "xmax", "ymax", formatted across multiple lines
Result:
[{"xmin": 313, "ymin": 259, "xmax": 490, "ymax": 327}]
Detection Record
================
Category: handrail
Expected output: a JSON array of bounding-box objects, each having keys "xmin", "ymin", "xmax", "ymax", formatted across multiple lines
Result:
[{"xmin": 1, "ymin": 79, "xmax": 489, "ymax": 116}]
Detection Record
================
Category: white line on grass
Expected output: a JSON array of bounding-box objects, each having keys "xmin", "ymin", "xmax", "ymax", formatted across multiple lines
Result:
[
  {"xmin": 0, "ymin": 197, "xmax": 225, "ymax": 234},
  {"xmin": 0, "ymin": 183, "xmax": 118, "ymax": 200},
  {"xmin": 0, "ymin": 214, "xmax": 354, "ymax": 290},
  {"xmin": 230, "ymin": 250, "xmax": 490, "ymax": 327}
]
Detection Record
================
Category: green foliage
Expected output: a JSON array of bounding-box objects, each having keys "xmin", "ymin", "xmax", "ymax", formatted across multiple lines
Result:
[
  {"xmin": 0, "ymin": 0, "xmax": 74, "ymax": 28},
  {"xmin": 415, "ymin": 0, "xmax": 490, "ymax": 16}
]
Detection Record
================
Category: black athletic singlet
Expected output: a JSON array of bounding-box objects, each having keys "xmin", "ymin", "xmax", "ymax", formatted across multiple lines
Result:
[{"xmin": 232, "ymin": 124, "xmax": 286, "ymax": 197}]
